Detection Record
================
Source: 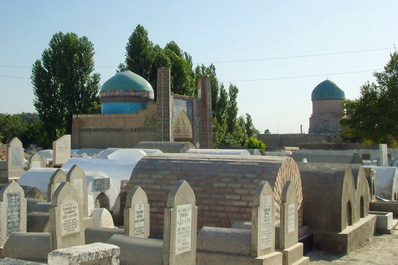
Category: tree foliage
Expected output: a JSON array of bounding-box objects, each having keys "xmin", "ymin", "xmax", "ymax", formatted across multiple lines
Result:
[
  {"xmin": 0, "ymin": 113, "xmax": 48, "ymax": 148},
  {"xmin": 120, "ymin": 25, "xmax": 195, "ymax": 98},
  {"xmin": 32, "ymin": 32, "xmax": 100, "ymax": 144},
  {"xmin": 245, "ymin": 136, "xmax": 266, "ymax": 150},
  {"xmin": 341, "ymin": 52, "xmax": 398, "ymax": 146}
]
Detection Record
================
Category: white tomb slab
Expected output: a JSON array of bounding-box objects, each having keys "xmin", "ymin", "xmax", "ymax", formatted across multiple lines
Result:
[{"xmin": 18, "ymin": 168, "xmax": 60, "ymax": 196}]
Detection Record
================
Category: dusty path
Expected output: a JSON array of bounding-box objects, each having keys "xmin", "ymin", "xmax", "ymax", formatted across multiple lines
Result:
[{"xmin": 309, "ymin": 228, "xmax": 398, "ymax": 265}]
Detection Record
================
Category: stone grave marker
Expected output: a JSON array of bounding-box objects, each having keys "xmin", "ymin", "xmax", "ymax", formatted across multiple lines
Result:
[
  {"xmin": 52, "ymin": 135, "xmax": 71, "ymax": 165},
  {"xmin": 0, "ymin": 181, "xmax": 27, "ymax": 247},
  {"xmin": 6, "ymin": 137, "xmax": 25, "ymax": 181},
  {"xmin": 66, "ymin": 165, "xmax": 88, "ymax": 217},
  {"xmin": 279, "ymin": 181, "xmax": 298, "ymax": 250},
  {"xmin": 28, "ymin": 153, "xmax": 43, "ymax": 169},
  {"xmin": 163, "ymin": 180, "xmax": 197, "ymax": 265},
  {"xmin": 47, "ymin": 169, "xmax": 67, "ymax": 202},
  {"xmin": 251, "ymin": 181, "xmax": 275, "ymax": 257},
  {"xmin": 49, "ymin": 182, "xmax": 85, "ymax": 250},
  {"xmin": 48, "ymin": 242, "xmax": 120, "ymax": 265},
  {"xmin": 124, "ymin": 186, "xmax": 150, "ymax": 238},
  {"xmin": 378, "ymin": 144, "xmax": 388, "ymax": 166}
]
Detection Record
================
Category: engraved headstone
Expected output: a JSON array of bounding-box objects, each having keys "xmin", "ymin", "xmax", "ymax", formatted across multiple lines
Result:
[
  {"xmin": 163, "ymin": 180, "xmax": 197, "ymax": 265},
  {"xmin": 251, "ymin": 181, "xmax": 275, "ymax": 257},
  {"xmin": 28, "ymin": 153, "xmax": 43, "ymax": 169},
  {"xmin": 0, "ymin": 181, "xmax": 27, "ymax": 247},
  {"xmin": 6, "ymin": 137, "xmax": 25, "ymax": 181},
  {"xmin": 279, "ymin": 181, "xmax": 298, "ymax": 249},
  {"xmin": 66, "ymin": 165, "xmax": 88, "ymax": 217},
  {"xmin": 49, "ymin": 182, "xmax": 85, "ymax": 250},
  {"xmin": 47, "ymin": 169, "xmax": 67, "ymax": 202},
  {"xmin": 52, "ymin": 135, "xmax": 71, "ymax": 165},
  {"xmin": 124, "ymin": 186, "xmax": 150, "ymax": 238}
]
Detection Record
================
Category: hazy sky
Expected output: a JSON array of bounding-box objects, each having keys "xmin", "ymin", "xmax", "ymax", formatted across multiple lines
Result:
[{"xmin": 1, "ymin": 0, "xmax": 397, "ymax": 133}]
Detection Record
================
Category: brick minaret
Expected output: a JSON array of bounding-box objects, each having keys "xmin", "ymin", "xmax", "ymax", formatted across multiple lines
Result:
[
  {"xmin": 156, "ymin": 67, "xmax": 172, "ymax": 141},
  {"xmin": 198, "ymin": 77, "xmax": 213, "ymax": 148}
]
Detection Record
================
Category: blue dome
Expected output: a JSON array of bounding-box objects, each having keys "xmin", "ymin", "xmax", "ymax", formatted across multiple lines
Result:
[
  {"xmin": 311, "ymin": 80, "xmax": 345, "ymax": 100},
  {"xmin": 99, "ymin": 71, "xmax": 154, "ymax": 114}
]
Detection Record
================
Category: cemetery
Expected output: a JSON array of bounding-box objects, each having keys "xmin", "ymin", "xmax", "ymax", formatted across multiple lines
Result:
[{"xmin": 0, "ymin": 68, "xmax": 398, "ymax": 265}]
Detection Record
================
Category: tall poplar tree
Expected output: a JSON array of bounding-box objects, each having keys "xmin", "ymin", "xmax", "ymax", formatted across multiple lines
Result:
[{"xmin": 32, "ymin": 32, "xmax": 100, "ymax": 144}]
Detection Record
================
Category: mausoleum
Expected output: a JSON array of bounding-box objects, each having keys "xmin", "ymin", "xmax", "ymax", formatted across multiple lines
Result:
[
  {"xmin": 72, "ymin": 68, "xmax": 213, "ymax": 149},
  {"xmin": 308, "ymin": 80, "xmax": 345, "ymax": 134}
]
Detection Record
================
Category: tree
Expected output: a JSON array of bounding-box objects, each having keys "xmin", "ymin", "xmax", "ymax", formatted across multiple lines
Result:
[
  {"xmin": 341, "ymin": 52, "xmax": 398, "ymax": 146},
  {"xmin": 121, "ymin": 25, "xmax": 195, "ymax": 97},
  {"xmin": 245, "ymin": 136, "xmax": 265, "ymax": 150},
  {"xmin": 226, "ymin": 84, "xmax": 239, "ymax": 134},
  {"xmin": 32, "ymin": 32, "xmax": 100, "ymax": 143},
  {"xmin": 244, "ymin": 113, "xmax": 259, "ymax": 138}
]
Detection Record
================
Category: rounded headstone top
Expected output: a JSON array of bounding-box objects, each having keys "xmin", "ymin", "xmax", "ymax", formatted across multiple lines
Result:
[
  {"xmin": 311, "ymin": 80, "xmax": 345, "ymax": 100},
  {"xmin": 99, "ymin": 70, "xmax": 154, "ymax": 103}
]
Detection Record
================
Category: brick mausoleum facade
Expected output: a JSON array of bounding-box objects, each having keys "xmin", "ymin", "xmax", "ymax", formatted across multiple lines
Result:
[{"xmin": 72, "ymin": 68, "xmax": 213, "ymax": 149}]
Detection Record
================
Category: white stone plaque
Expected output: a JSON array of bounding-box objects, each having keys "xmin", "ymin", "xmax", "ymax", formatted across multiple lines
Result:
[
  {"xmin": 61, "ymin": 202, "xmax": 80, "ymax": 236},
  {"xmin": 260, "ymin": 195, "xmax": 273, "ymax": 249},
  {"xmin": 72, "ymin": 179, "xmax": 83, "ymax": 203},
  {"xmin": 288, "ymin": 203, "xmax": 295, "ymax": 233},
  {"xmin": 134, "ymin": 202, "xmax": 145, "ymax": 237},
  {"xmin": 175, "ymin": 204, "xmax": 192, "ymax": 255}
]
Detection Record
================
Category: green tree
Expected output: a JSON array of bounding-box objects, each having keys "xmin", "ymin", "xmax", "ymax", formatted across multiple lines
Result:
[
  {"xmin": 121, "ymin": 25, "xmax": 195, "ymax": 97},
  {"xmin": 341, "ymin": 52, "xmax": 398, "ymax": 146},
  {"xmin": 245, "ymin": 136, "xmax": 265, "ymax": 150},
  {"xmin": 244, "ymin": 113, "xmax": 259, "ymax": 138},
  {"xmin": 32, "ymin": 32, "xmax": 100, "ymax": 142},
  {"xmin": 226, "ymin": 84, "xmax": 239, "ymax": 134}
]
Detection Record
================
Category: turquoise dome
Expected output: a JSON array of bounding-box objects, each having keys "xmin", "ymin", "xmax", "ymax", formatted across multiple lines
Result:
[
  {"xmin": 311, "ymin": 80, "xmax": 345, "ymax": 100},
  {"xmin": 100, "ymin": 70, "xmax": 153, "ymax": 93},
  {"xmin": 99, "ymin": 71, "xmax": 154, "ymax": 114}
]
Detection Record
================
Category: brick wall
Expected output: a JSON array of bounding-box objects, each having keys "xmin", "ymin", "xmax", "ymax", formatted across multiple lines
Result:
[
  {"xmin": 128, "ymin": 154, "xmax": 303, "ymax": 238},
  {"xmin": 72, "ymin": 103, "xmax": 157, "ymax": 148}
]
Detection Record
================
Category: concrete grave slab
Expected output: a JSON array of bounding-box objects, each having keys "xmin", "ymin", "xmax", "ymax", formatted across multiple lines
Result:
[
  {"xmin": 52, "ymin": 135, "xmax": 71, "ymax": 165},
  {"xmin": 66, "ymin": 165, "xmax": 88, "ymax": 217},
  {"xmin": 49, "ymin": 182, "xmax": 85, "ymax": 250},
  {"xmin": 47, "ymin": 242, "xmax": 120, "ymax": 265},
  {"xmin": 124, "ymin": 186, "xmax": 150, "ymax": 237},
  {"xmin": 47, "ymin": 169, "xmax": 66, "ymax": 202},
  {"xmin": 28, "ymin": 153, "xmax": 43, "ymax": 170},
  {"xmin": 0, "ymin": 181, "xmax": 27, "ymax": 247}
]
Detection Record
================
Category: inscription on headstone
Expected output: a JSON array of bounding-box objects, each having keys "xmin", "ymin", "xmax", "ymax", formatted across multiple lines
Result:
[
  {"xmin": 11, "ymin": 147, "xmax": 21, "ymax": 166},
  {"xmin": 7, "ymin": 193, "xmax": 20, "ymax": 236},
  {"xmin": 61, "ymin": 202, "xmax": 80, "ymax": 236},
  {"xmin": 93, "ymin": 178, "xmax": 110, "ymax": 192},
  {"xmin": 260, "ymin": 195, "xmax": 272, "ymax": 249},
  {"xmin": 134, "ymin": 202, "xmax": 145, "ymax": 237},
  {"xmin": 288, "ymin": 203, "xmax": 295, "ymax": 233},
  {"xmin": 176, "ymin": 204, "xmax": 192, "ymax": 255}
]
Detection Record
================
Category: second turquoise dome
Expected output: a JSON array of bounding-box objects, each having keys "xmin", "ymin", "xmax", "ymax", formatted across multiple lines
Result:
[{"xmin": 311, "ymin": 80, "xmax": 345, "ymax": 100}]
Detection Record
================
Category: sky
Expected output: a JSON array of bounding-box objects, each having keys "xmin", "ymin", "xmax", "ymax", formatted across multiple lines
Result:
[{"xmin": 1, "ymin": 0, "xmax": 397, "ymax": 134}]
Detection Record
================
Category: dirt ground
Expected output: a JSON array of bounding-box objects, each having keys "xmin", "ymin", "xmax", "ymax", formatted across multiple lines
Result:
[{"xmin": 309, "ymin": 228, "xmax": 398, "ymax": 265}]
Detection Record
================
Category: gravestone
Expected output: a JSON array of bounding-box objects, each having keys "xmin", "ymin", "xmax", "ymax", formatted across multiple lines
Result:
[
  {"xmin": 279, "ymin": 181, "xmax": 309, "ymax": 265},
  {"xmin": 91, "ymin": 208, "xmax": 115, "ymax": 228},
  {"xmin": 48, "ymin": 242, "xmax": 120, "ymax": 265},
  {"xmin": 53, "ymin": 135, "xmax": 71, "ymax": 165},
  {"xmin": 251, "ymin": 181, "xmax": 275, "ymax": 257},
  {"xmin": 28, "ymin": 153, "xmax": 43, "ymax": 169},
  {"xmin": 163, "ymin": 180, "xmax": 197, "ymax": 265},
  {"xmin": 47, "ymin": 169, "xmax": 67, "ymax": 202},
  {"xmin": 124, "ymin": 186, "xmax": 150, "ymax": 238},
  {"xmin": 6, "ymin": 137, "xmax": 25, "ymax": 181},
  {"xmin": 66, "ymin": 165, "xmax": 88, "ymax": 217},
  {"xmin": 378, "ymin": 144, "xmax": 388, "ymax": 166},
  {"xmin": 49, "ymin": 182, "xmax": 85, "ymax": 250},
  {"xmin": 279, "ymin": 181, "xmax": 298, "ymax": 250},
  {"xmin": 0, "ymin": 181, "xmax": 27, "ymax": 247}
]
